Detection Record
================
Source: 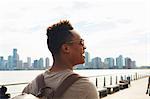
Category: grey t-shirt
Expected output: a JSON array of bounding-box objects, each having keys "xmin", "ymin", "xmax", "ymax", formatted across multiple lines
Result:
[{"xmin": 23, "ymin": 69, "xmax": 99, "ymax": 99}]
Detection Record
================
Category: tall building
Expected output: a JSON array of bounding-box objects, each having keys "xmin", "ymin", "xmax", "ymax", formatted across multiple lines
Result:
[
  {"xmin": 85, "ymin": 52, "xmax": 90, "ymax": 63},
  {"xmin": 125, "ymin": 57, "xmax": 132, "ymax": 69},
  {"xmin": 131, "ymin": 61, "xmax": 136, "ymax": 68},
  {"xmin": 33, "ymin": 60, "xmax": 39, "ymax": 69},
  {"xmin": 23, "ymin": 62, "xmax": 28, "ymax": 69},
  {"xmin": 27, "ymin": 57, "xmax": 31, "ymax": 67},
  {"xmin": 91, "ymin": 57, "xmax": 102, "ymax": 69},
  {"xmin": 104, "ymin": 57, "xmax": 114, "ymax": 69},
  {"xmin": 39, "ymin": 58, "xmax": 44, "ymax": 69},
  {"xmin": 3, "ymin": 60, "xmax": 8, "ymax": 69},
  {"xmin": 18, "ymin": 60, "xmax": 23, "ymax": 69},
  {"xmin": 8, "ymin": 55, "xmax": 13, "ymax": 69},
  {"xmin": 12, "ymin": 48, "xmax": 19, "ymax": 69},
  {"xmin": 116, "ymin": 55, "xmax": 123, "ymax": 69},
  {"xmin": 0, "ymin": 56, "xmax": 4, "ymax": 69},
  {"xmin": 85, "ymin": 52, "xmax": 90, "ymax": 68},
  {"xmin": 45, "ymin": 57, "xmax": 50, "ymax": 68}
]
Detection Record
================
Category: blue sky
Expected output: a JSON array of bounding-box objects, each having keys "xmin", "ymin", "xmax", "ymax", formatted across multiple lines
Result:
[{"xmin": 0, "ymin": 0, "xmax": 149, "ymax": 66}]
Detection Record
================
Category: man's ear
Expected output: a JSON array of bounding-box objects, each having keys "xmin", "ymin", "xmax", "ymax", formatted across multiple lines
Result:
[{"xmin": 61, "ymin": 44, "xmax": 70, "ymax": 53}]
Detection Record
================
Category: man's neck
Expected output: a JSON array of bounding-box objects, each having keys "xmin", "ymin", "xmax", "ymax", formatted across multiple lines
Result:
[
  {"xmin": 49, "ymin": 61, "xmax": 73, "ymax": 72},
  {"xmin": 50, "ymin": 54, "xmax": 75, "ymax": 72}
]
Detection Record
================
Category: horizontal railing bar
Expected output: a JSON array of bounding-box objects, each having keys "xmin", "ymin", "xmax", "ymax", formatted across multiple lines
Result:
[
  {"xmin": 87, "ymin": 72, "xmax": 140, "ymax": 78},
  {"xmin": 1, "ymin": 72, "xmax": 148, "ymax": 87},
  {"xmin": 0, "ymin": 82, "xmax": 28, "ymax": 86}
]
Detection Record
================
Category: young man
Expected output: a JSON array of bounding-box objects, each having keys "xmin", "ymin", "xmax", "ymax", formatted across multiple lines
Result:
[{"xmin": 22, "ymin": 20, "xmax": 99, "ymax": 99}]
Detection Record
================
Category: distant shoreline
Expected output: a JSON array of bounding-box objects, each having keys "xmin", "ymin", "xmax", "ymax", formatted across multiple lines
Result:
[{"xmin": 0, "ymin": 68, "xmax": 150, "ymax": 71}]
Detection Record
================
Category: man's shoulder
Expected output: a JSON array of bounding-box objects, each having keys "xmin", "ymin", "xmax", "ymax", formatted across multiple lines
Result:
[
  {"xmin": 22, "ymin": 73, "xmax": 44, "ymax": 94},
  {"xmin": 63, "ymin": 77, "xmax": 99, "ymax": 99},
  {"xmin": 72, "ymin": 77, "xmax": 95, "ymax": 88}
]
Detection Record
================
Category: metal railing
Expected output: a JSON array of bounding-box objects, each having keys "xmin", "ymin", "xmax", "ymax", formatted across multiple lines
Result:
[{"xmin": 0, "ymin": 72, "xmax": 149, "ymax": 98}]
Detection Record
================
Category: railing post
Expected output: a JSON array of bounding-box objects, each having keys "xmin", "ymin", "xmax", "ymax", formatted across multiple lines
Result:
[
  {"xmin": 135, "ymin": 72, "xmax": 138, "ymax": 80},
  {"xmin": 110, "ymin": 76, "xmax": 112, "ymax": 85},
  {"xmin": 127, "ymin": 76, "xmax": 131, "ymax": 85},
  {"xmin": 121, "ymin": 75, "xmax": 123, "ymax": 80},
  {"xmin": 116, "ymin": 76, "xmax": 118, "ymax": 84},
  {"xmin": 104, "ymin": 76, "xmax": 106, "ymax": 87},
  {"xmin": 96, "ymin": 78, "xmax": 98, "ymax": 88},
  {"xmin": 131, "ymin": 75, "xmax": 132, "ymax": 81}
]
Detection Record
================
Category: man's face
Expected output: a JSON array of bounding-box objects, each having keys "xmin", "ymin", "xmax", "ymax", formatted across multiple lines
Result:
[{"xmin": 66, "ymin": 30, "xmax": 86, "ymax": 66}]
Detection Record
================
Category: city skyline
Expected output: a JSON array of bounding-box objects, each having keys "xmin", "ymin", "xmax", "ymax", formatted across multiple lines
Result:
[
  {"xmin": 0, "ymin": 0, "xmax": 149, "ymax": 66},
  {"xmin": 0, "ymin": 48, "xmax": 138, "ymax": 70},
  {"xmin": 0, "ymin": 48, "xmax": 50, "ymax": 70}
]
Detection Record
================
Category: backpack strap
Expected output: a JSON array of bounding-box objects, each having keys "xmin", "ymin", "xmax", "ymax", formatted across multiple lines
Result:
[
  {"xmin": 54, "ymin": 74, "xmax": 82, "ymax": 97},
  {"xmin": 35, "ymin": 73, "xmax": 83, "ymax": 98},
  {"xmin": 36, "ymin": 74, "xmax": 45, "ymax": 90},
  {"xmin": 35, "ymin": 74, "xmax": 47, "ymax": 97}
]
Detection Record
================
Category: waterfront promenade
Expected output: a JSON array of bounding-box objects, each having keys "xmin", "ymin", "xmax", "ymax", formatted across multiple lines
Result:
[{"xmin": 102, "ymin": 77, "xmax": 149, "ymax": 99}]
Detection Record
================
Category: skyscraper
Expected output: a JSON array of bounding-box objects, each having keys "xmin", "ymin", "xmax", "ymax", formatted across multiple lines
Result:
[
  {"xmin": 0, "ymin": 56, "xmax": 4, "ymax": 69},
  {"xmin": 91, "ymin": 57, "xmax": 102, "ymax": 69},
  {"xmin": 39, "ymin": 58, "xmax": 44, "ymax": 69},
  {"xmin": 84, "ymin": 51, "xmax": 90, "ymax": 68},
  {"xmin": 27, "ymin": 57, "xmax": 31, "ymax": 67},
  {"xmin": 33, "ymin": 60, "xmax": 39, "ymax": 69},
  {"xmin": 12, "ymin": 48, "xmax": 19, "ymax": 69},
  {"xmin": 131, "ymin": 61, "xmax": 136, "ymax": 68},
  {"xmin": 45, "ymin": 57, "xmax": 50, "ymax": 68},
  {"xmin": 8, "ymin": 55, "xmax": 13, "ymax": 69},
  {"xmin": 125, "ymin": 57, "xmax": 132, "ymax": 69},
  {"xmin": 104, "ymin": 57, "xmax": 114, "ymax": 69},
  {"xmin": 116, "ymin": 55, "xmax": 123, "ymax": 69}
]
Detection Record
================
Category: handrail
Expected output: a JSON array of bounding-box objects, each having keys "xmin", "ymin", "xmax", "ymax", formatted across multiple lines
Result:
[
  {"xmin": 85, "ymin": 71, "xmax": 148, "ymax": 78},
  {"xmin": 0, "ymin": 74, "xmax": 127, "ymax": 86},
  {"xmin": 81, "ymin": 72, "xmax": 135, "ymax": 78},
  {"xmin": 0, "ymin": 72, "xmax": 148, "ymax": 99},
  {"xmin": 1, "ymin": 72, "xmax": 148, "ymax": 87},
  {"xmin": 0, "ymin": 82, "xmax": 29, "ymax": 87}
]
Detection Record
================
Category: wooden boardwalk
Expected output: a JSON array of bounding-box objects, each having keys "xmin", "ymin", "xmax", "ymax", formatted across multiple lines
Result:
[{"xmin": 102, "ymin": 77, "xmax": 149, "ymax": 99}]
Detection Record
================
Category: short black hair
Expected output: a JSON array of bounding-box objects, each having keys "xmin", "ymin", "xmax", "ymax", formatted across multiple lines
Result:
[{"xmin": 47, "ymin": 20, "xmax": 74, "ymax": 56}]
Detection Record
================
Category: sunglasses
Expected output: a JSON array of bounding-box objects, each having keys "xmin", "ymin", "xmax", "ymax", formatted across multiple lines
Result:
[{"xmin": 65, "ymin": 39, "xmax": 84, "ymax": 46}]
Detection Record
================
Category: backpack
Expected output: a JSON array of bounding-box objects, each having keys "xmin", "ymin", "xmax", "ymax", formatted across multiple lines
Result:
[{"xmin": 35, "ymin": 73, "xmax": 82, "ymax": 99}]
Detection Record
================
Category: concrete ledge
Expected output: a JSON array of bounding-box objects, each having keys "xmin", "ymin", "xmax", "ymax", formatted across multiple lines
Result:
[
  {"xmin": 97, "ymin": 88, "xmax": 108, "ymax": 98},
  {"xmin": 104, "ymin": 85, "xmax": 120, "ymax": 94},
  {"xmin": 119, "ymin": 82, "xmax": 129, "ymax": 89}
]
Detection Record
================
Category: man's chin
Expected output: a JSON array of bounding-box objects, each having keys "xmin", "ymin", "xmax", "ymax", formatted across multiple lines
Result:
[
  {"xmin": 75, "ymin": 61, "xmax": 85, "ymax": 66},
  {"xmin": 79, "ymin": 60, "xmax": 85, "ymax": 64}
]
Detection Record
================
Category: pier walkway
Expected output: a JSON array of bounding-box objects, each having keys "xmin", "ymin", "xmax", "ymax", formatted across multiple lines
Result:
[{"xmin": 102, "ymin": 77, "xmax": 149, "ymax": 99}]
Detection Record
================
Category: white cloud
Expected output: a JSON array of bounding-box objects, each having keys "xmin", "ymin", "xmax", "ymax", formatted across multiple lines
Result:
[{"xmin": 0, "ymin": 0, "xmax": 149, "ymax": 66}]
